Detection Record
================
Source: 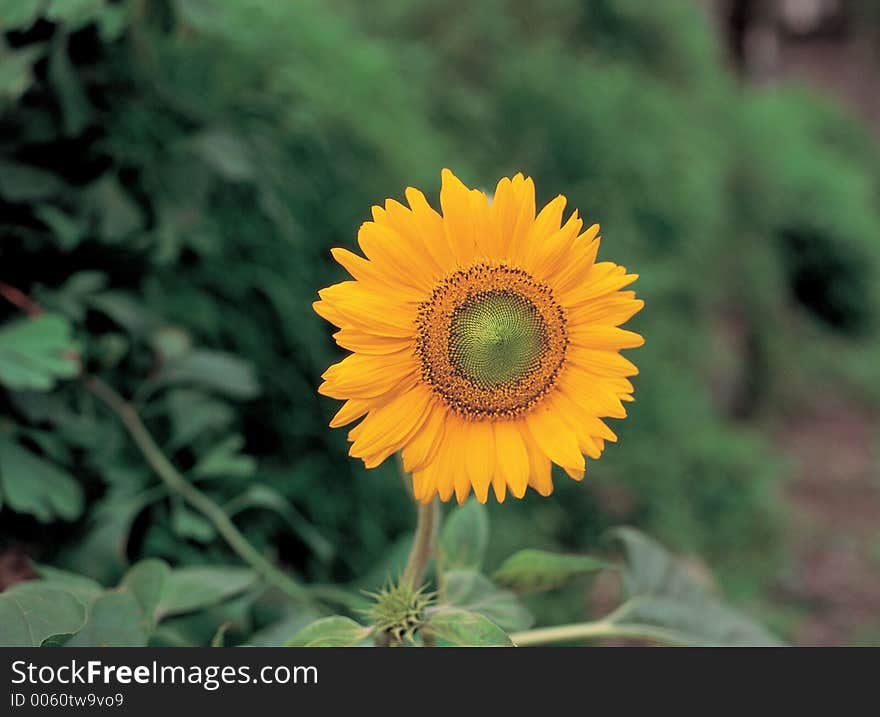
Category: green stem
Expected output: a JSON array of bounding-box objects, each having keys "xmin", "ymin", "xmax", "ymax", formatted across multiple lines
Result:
[
  {"xmin": 85, "ymin": 376, "xmax": 314, "ymax": 607},
  {"xmin": 509, "ymin": 620, "xmax": 690, "ymax": 647},
  {"xmin": 401, "ymin": 498, "xmax": 439, "ymax": 589}
]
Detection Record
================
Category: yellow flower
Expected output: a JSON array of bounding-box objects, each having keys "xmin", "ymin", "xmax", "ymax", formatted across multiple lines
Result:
[{"xmin": 314, "ymin": 169, "xmax": 644, "ymax": 504}]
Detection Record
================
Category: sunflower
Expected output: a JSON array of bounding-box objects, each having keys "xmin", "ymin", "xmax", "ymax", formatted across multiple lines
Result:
[{"xmin": 314, "ymin": 169, "xmax": 644, "ymax": 504}]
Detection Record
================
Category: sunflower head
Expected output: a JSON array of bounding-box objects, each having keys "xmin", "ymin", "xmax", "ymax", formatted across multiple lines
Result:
[{"xmin": 315, "ymin": 169, "xmax": 644, "ymax": 504}]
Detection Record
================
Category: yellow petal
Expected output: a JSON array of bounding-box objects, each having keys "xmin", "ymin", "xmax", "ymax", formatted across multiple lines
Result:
[
  {"xmin": 318, "ymin": 281, "xmax": 416, "ymax": 339},
  {"xmin": 357, "ymin": 221, "xmax": 436, "ymax": 292},
  {"xmin": 527, "ymin": 211, "xmax": 583, "ymax": 281},
  {"xmin": 553, "ymin": 229, "xmax": 601, "ymax": 295},
  {"xmin": 333, "ymin": 329, "xmax": 413, "ymax": 356},
  {"xmin": 557, "ymin": 366, "xmax": 628, "ymax": 419},
  {"xmin": 330, "ymin": 247, "xmax": 426, "ymax": 301},
  {"xmin": 494, "ymin": 420, "xmax": 529, "ymax": 499},
  {"xmin": 490, "ymin": 173, "xmax": 535, "ymax": 256},
  {"xmin": 348, "ymin": 385, "xmax": 433, "ymax": 467},
  {"xmin": 401, "ymin": 397, "xmax": 448, "ymax": 473},
  {"xmin": 568, "ymin": 326, "xmax": 645, "ymax": 350},
  {"xmin": 566, "ymin": 348, "xmax": 639, "ymax": 376},
  {"xmin": 524, "ymin": 401, "xmax": 585, "ymax": 472},
  {"xmin": 566, "ymin": 293, "xmax": 644, "ymax": 328},
  {"xmin": 405, "ymin": 186, "xmax": 458, "ymax": 271},
  {"xmin": 329, "ymin": 398, "xmax": 372, "ymax": 428},
  {"xmin": 526, "ymin": 442, "xmax": 554, "ymax": 496},
  {"xmin": 440, "ymin": 168, "xmax": 478, "ymax": 266},
  {"xmin": 465, "ymin": 420, "xmax": 494, "ymax": 503},
  {"xmin": 319, "ymin": 350, "xmax": 418, "ymax": 399},
  {"xmin": 562, "ymin": 262, "xmax": 639, "ymax": 306}
]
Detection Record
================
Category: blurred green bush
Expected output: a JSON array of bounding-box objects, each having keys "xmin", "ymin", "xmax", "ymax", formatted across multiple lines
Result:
[{"xmin": 2, "ymin": 0, "xmax": 879, "ymax": 641}]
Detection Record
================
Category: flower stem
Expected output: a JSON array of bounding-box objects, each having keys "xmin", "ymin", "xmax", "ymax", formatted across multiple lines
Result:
[
  {"xmin": 401, "ymin": 498, "xmax": 439, "ymax": 589},
  {"xmin": 509, "ymin": 620, "xmax": 690, "ymax": 647},
  {"xmin": 84, "ymin": 376, "xmax": 314, "ymax": 608}
]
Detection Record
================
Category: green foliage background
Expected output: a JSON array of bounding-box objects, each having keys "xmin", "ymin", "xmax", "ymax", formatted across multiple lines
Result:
[{"xmin": 2, "ymin": 0, "xmax": 879, "ymax": 644}]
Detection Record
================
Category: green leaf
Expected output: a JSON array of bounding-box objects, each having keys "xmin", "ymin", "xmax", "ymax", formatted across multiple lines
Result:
[
  {"xmin": 58, "ymin": 489, "xmax": 159, "ymax": 583},
  {"xmin": 224, "ymin": 485, "xmax": 334, "ymax": 564},
  {"xmin": 192, "ymin": 435, "xmax": 256, "ymax": 479},
  {"xmin": 157, "ymin": 566, "xmax": 257, "ymax": 618},
  {"xmin": 190, "ymin": 129, "xmax": 255, "ymax": 181},
  {"xmin": 0, "ymin": 583, "xmax": 87, "ymax": 647},
  {"xmin": 157, "ymin": 350, "xmax": 260, "ymax": 399},
  {"xmin": 95, "ymin": 4, "xmax": 127, "ymax": 42},
  {"xmin": 423, "ymin": 609, "xmax": 512, "ymax": 647},
  {"xmin": 284, "ymin": 616, "xmax": 372, "ymax": 647},
  {"xmin": 171, "ymin": 503, "xmax": 216, "ymax": 542},
  {"xmin": 442, "ymin": 570, "xmax": 533, "ymax": 632},
  {"xmin": 438, "ymin": 498, "xmax": 489, "ymax": 571},
  {"xmin": 0, "ymin": 0, "xmax": 44, "ymax": 30},
  {"xmin": 166, "ymin": 389, "xmax": 234, "ymax": 450},
  {"xmin": 151, "ymin": 327, "xmax": 193, "ymax": 361},
  {"xmin": 66, "ymin": 592, "xmax": 150, "ymax": 647},
  {"xmin": 34, "ymin": 565, "xmax": 104, "ymax": 603},
  {"xmin": 120, "ymin": 559, "xmax": 170, "ymax": 625},
  {"xmin": 0, "ymin": 44, "xmax": 42, "ymax": 103},
  {"xmin": 34, "ymin": 206, "xmax": 86, "ymax": 250},
  {"xmin": 87, "ymin": 291, "xmax": 155, "ymax": 335},
  {"xmin": 245, "ymin": 610, "xmax": 322, "ymax": 647},
  {"xmin": 45, "ymin": 0, "xmax": 108, "ymax": 32},
  {"xmin": 37, "ymin": 271, "xmax": 107, "ymax": 320},
  {"xmin": 48, "ymin": 34, "xmax": 92, "ymax": 136},
  {"xmin": 494, "ymin": 549, "xmax": 608, "ymax": 593},
  {"xmin": 0, "ymin": 313, "xmax": 78, "ymax": 391},
  {"xmin": 608, "ymin": 528, "xmax": 784, "ymax": 647},
  {"xmin": 0, "ymin": 435, "xmax": 84, "ymax": 522},
  {"xmin": 84, "ymin": 175, "xmax": 143, "ymax": 240}
]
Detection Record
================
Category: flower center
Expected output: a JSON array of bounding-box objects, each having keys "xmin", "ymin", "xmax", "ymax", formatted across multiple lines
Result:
[
  {"xmin": 449, "ymin": 290, "xmax": 547, "ymax": 389},
  {"xmin": 416, "ymin": 263, "xmax": 567, "ymax": 418}
]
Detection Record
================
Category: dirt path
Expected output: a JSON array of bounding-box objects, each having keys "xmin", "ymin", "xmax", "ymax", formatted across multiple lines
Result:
[{"xmin": 774, "ymin": 401, "xmax": 880, "ymax": 645}]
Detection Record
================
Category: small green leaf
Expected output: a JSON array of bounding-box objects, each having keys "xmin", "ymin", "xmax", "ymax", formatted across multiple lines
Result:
[
  {"xmin": 88, "ymin": 291, "xmax": 155, "ymax": 336},
  {"xmin": 443, "ymin": 571, "xmax": 533, "ymax": 631},
  {"xmin": 34, "ymin": 206, "xmax": 86, "ymax": 250},
  {"xmin": 192, "ymin": 435, "xmax": 256, "ymax": 479},
  {"xmin": 0, "ymin": 314, "xmax": 78, "ymax": 391},
  {"xmin": 0, "ymin": 583, "xmax": 87, "ymax": 647},
  {"xmin": 96, "ymin": 4, "xmax": 127, "ymax": 42},
  {"xmin": 190, "ymin": 129, "xmax": 255, "ymax": 181},
  {"xmin": 438, "ymin": 498, "xmax": 489, "ymax": 571},
  {"xmin": 84, "ymin": 175, "xmax": 143, "ymax": 240},
  {"xmin": 48, "ymin": 34, "xmax": 92, "ymax": 136},
  {"xmin": 285, "ymin": 616, "xmax": 372, "ymax": 647},
  {"xmin": 0, "ymin": 435, "xmax": 84, "ymax": 522},
  {"xmin": 120, "ymin": 559, "xmax": 170, "ymax": 626},
  {"xmin": 157, "ymin": 350, "xmax": 260, "ymax": 399},
  {"xmin": 157, "ymin": 566, "xmax": 257, "ymax": 618},
  {"xmin": 166, "ymin": 389, "xmax": 234, "ymax": 450},
  {"xmin": 423, "ymin": 609, "xmax": 513, "ymax": 647},
  {"xmin": 494, "ymin": 549, "xmax": 608, "ymax": 593},
  {"xmin": 66, "ymin": 592, "xmax": 149, "ymax": 647},
  {"xmin": 171, "ymin": 503, "xmax": 216, "ymax": 542},
  {"xmin": 0, "ymin": 45, "xmax": 42, "ymax": 104}
]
